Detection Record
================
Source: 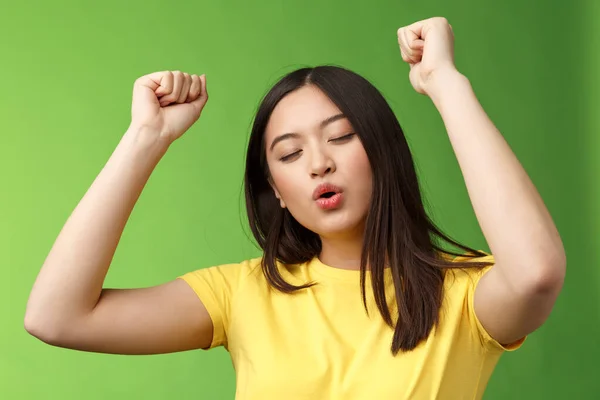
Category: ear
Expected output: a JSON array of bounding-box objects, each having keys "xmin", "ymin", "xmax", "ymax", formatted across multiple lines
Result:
[{"xmin": 269, "ymin": 178, "xmax": 286, "ymax": 209}]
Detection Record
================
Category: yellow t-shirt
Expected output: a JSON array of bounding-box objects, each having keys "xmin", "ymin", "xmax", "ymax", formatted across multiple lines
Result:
[{"xmin": 179, "ymin": 251, "xmax": 523, "ymax": 399}]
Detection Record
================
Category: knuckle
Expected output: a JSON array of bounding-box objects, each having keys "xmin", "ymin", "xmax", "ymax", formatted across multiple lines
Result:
[
  {"xmin": 163, "ymin": 71, "xmax": 174, "ymax": 84},
  {"xmin": 435, "ymin": 17, "xmax": 448, "ymax": 25}
]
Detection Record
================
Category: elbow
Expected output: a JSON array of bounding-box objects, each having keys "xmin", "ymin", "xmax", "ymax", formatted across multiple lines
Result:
[
  {"xmin": 24, "ymin": 311, "xmax": 50, "ymax": 343},
  {"xmin": 530, "ymin": 254, "xmax": 566, "ymax": 297},
  {"xmin": 24, "ymin": 309, "xmax": 65, "ymax": 346}
]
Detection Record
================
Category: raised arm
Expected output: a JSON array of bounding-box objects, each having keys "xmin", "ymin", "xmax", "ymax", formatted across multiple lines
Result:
[
  {"xmin": 397, "ymin": 18, "xmax": 566, "ymax": 345},
  {"xmin": 24, "ymin": 71, "xmax": 214, "ymax": 354}
]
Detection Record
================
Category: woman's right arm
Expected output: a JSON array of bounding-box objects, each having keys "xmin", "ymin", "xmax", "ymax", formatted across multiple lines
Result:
[{"xmin": 24, "ymin": 71, "xmax": 213, "ymax": 355}]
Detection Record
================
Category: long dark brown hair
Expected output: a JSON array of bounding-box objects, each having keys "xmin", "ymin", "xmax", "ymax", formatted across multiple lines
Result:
[{"xmin": 244, "ymin": 65, "xmax": 493, "ymax": 354}]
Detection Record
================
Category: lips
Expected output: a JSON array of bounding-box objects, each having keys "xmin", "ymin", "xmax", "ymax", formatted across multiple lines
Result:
[{"xmin": 312, "ymin": 183, "xmax": 343, "ymax": 200}]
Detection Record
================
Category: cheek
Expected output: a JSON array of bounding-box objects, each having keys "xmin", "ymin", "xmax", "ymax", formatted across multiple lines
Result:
[
  {"xmin": 346, "ymin": 145, "xmax": 372, "ymax": 182},
  {"xmin": 270, "ymin": 167, "xmax": 304, "ymax": 201}
]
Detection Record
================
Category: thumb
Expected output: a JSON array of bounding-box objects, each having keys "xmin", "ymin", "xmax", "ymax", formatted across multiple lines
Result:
[{"xmin": 132, "ymin": 72, "xmax": 164, "ymax": 109}]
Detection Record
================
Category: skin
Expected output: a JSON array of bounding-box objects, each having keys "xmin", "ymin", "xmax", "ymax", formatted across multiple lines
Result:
[
  {"xmin": 24, "ymin": 17, "xmax": 565, "ymax": 356},
  {"xmin": 265, "ymin": 85, "xmax": 373, "ymax": 270},
  {"xmin": 399, "ymin": 18, "xmax": 565, "ymax": 345}
]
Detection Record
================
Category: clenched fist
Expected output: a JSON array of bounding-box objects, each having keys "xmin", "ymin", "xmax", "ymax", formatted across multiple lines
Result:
[
  {"xmin": 129, "ymin": 71, "xmax": 208, "ymax": 144},
  {"xmin": 397, "ymin": 17, "xmax": 457, "ymax": 96}
]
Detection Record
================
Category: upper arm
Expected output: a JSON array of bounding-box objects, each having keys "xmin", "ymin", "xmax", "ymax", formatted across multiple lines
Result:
[
  {"xmin": 35, "ymin": 279, "xmax": 214, "ymax": 355},
  {"xmin": 29, "ymin": 261, "xmax": 247, "ymax": 355},
  {"xmin": 473, "ymin": 262, "xmax": 563, "ymax": 346}
]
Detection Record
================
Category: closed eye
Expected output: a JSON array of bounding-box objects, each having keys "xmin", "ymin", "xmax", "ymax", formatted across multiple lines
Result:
[
  {"xmin": 280, "ymin": 150, "xmax": 302, "ymax": 162},
  {"xmin": 279, "ymin": 133, "xmax": 355, "ymax": 162},
  {"xmin": 329, "ymin": 133, "xmax": 356, "ymax": 143}
]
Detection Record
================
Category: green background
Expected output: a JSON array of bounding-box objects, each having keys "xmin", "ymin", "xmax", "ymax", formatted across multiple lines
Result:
[{"xmin": 2, "ymin": 0, "xmax": 597, "ymax": 398}]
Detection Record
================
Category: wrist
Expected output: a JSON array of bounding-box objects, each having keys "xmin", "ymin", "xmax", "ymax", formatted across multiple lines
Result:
[
  {"xmin": 122, "ymin": 124, "xmax": 170, "ymax": 163},
  {"xmin": 425, "ymin": 66, "xmax": 470, "ymax": 104},
  {"xmin": 125, "ymin": 124, "xmax": 170, "ymax": 151}
]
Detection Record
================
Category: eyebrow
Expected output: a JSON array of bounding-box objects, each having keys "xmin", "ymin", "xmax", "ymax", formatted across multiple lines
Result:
[{"xmin": 269, "ymin": 113, "xmax": 347, "ymax": 151}]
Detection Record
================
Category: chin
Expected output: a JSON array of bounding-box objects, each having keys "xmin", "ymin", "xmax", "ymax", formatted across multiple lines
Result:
[{"xmin": 306, "ymin": 214, "xmax": 366, "ymax": 240}]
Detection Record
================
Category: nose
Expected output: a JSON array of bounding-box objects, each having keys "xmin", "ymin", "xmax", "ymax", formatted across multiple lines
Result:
[{"xmin": 309, "ymin": 148, "xmax": 336, "ymax": 178}]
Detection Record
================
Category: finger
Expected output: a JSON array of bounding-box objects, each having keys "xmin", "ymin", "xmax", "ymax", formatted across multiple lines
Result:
[
  {"xmin": 400, "ymin": 48, "xmax": 410, "ymax": 63},
  {"xmin": 132, "ymin": 71, "xmax": 171, "ymax": 109},
  {"xmin": 153, "ymin": 71, "xmax": 174, "ymax": 97},
  {"xmin": 411, "ymin": 39, "xmax": 425, "ymax": 51},
  {"xmin": 397, "ymin": 27, "xmax": 408, "ymax": 51},
  {"xmin": 406, "ymin": 29, "xmax": 425, "ymax": 57},
  {"xmin": 177, "ymin": 73, "xmax": 192, "ymax": 103},
  {"xmin": 399, "ymin": 28, "xmax": 422, "ymax": 58},
  {"xmin": 400, "ymin": 42, "xmax": 421, "ymax": 64},
  {"xmin": 408, "ymin": 45, "xmax": 423, "ymax": 62},
  {"xmin": 160, "ymin": 71, "xmax": 184, "ymax": 107},
  {"xmin": 398, "ymin": 29, "xmax": 411, "ymax": 62},
  {"xmin": 398, "ymin": 28, "xmax": 412, "ymax": 56},
  {"xmin": 190, "ymin": 74, "xmax": 208, "ymax": 111},
  {"xmin": 405, "ymin": 21, "xmax": 424, "ymax": 42},
  {"xmin": 199, "ymin": 74, "xmax": 208, "ymax": 100},
  {"xmin": 402, "ymin": 28, "xmax": 412, "ymax": 56},
  {"xmin": 169, "ymin": 71, "xmax": 185, "ymax": 103},
  {"xmin": 409, "ymin": 54, "xmax": 422, "ymax": 64},
  {"xmin": 187, "ymin": 74, "xmax": 201, "ymax": 102}
]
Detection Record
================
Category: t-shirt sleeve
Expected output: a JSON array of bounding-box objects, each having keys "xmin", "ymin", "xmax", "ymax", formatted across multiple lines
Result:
[
  {"xmin": 457, "ymin": 250, "xmax": 526, "ymax": 352},
  {"xmin": 177, "ymin": 260, "xmax": 251, "ymax": 350}
]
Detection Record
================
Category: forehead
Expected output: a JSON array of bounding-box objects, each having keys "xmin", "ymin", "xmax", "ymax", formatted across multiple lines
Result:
[{"xmin": 265, "ymin": 85, "xmax": 345, "ymax": 141}]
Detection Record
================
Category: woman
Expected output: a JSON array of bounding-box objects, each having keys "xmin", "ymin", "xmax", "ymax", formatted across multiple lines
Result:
[{"xmin": 25, "ymin": 17, "xmax": 566, "ymax": 399}]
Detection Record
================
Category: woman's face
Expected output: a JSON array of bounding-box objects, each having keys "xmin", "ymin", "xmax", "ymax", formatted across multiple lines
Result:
[{"xmin": 264, "ymin": 85, "xmax": 373, "ymax": 239}]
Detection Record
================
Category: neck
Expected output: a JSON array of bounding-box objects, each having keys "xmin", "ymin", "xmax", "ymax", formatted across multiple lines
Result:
[{"xmin": 319, "ymin": 231, "xmax": 364, "ymax": 271}]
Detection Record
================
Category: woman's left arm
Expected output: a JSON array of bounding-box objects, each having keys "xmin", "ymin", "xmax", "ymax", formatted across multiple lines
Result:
[{"xmin": 398, "ymin": 17, "xmax": 566, "ymax": 345}]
